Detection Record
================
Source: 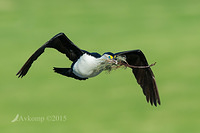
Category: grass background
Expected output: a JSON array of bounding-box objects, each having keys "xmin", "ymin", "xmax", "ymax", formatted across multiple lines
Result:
[{"xmin": 0, "ymin": 0, "xmax": 200, "ymax": 132}]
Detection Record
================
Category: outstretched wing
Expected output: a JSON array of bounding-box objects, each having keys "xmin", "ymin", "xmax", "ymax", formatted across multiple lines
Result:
[
  {"xmin": 115, "ymin": 50, "xmax": 160, "ymax": 106},
  {"xmin": 16, "ymin": 33, "xmax": 84, "ymax": 78}
]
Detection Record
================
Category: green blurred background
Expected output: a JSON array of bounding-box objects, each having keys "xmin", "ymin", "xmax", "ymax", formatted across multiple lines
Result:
[{"xmin": 0, "ymin": 0, "xmax": 200, "ymax": 132}]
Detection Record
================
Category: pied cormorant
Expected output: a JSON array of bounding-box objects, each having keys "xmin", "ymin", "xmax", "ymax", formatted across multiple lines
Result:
[{"xmin": 16, "ymin": 33, "xmax": 160, "ymax": 106}]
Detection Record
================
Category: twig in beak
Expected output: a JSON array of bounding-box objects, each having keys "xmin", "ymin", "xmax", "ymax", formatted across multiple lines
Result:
[{"xmin": 120, "ymin": 61, "xmax": 156, "ymax": 69}]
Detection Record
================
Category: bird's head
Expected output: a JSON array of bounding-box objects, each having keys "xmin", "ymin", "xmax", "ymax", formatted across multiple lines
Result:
[
  {"xmin": 97, "ymin": 52, "xmax": 119, "ymax": 72},
  {"xmin": 101, "ymin": 52, "xmax": 117, "ymax": 64}
]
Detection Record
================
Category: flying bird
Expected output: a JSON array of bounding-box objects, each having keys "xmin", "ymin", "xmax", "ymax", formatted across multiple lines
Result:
[{"xmin": 16, "ymin": 33, "xmax": 160, "ymax": 106}]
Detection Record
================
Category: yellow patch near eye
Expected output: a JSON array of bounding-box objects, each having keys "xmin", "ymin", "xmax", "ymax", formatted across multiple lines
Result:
[
  {"xmin": 108, "ymin": 55, "xmax": 113, "ymax": 59},
  {"xmin": 114, "ymin": 55, "xmax": 116, "ymax": 58}
]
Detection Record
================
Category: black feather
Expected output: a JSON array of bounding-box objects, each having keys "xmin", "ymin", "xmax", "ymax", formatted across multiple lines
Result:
[
  {"xmin": 16, "ymin": 33, "xmax": 84, "ymax": 78},
  {"xmin": 115, "ymin": 50, "xmax": 160, "ymax": 106}
]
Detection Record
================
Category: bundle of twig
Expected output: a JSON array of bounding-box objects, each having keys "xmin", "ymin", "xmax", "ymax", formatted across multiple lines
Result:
[{"xmin": 95, "ymin": 55, "xmax": 156, "ymax": 73}]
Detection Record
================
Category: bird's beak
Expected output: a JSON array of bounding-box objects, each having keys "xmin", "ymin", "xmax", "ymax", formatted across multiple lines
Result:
[
  {"xmin": 113, "ymin": 59, "xmax": 118, "ymax": 64},
  {"xmin": 109, "ymin": 57, "xmax": 118, "ymax": 65}
]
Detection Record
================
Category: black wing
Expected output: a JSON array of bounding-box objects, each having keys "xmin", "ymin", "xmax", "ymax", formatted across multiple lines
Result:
[
  {"xmin": 115, "ymin": 50, "xmax": 160, "ymax": 106},
  {"xmin": 16, "ymin": 33, "xmax": 84, "ymax": 78}
]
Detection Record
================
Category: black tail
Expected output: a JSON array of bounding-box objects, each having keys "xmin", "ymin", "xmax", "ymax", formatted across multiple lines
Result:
[{"xmin": 53, "ymin": 67, "xmax": 87, "ymax": 80}]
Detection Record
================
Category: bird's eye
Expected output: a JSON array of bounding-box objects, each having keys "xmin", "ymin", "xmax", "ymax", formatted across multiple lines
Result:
[{"xmin": 108, "ymin": 55, "xmax": 113, "ymax": 59}]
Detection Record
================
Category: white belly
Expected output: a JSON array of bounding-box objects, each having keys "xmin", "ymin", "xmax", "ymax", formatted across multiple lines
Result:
[{"xmin": 72, "ymin": 53, "xmax": 103, "ymax": 78}]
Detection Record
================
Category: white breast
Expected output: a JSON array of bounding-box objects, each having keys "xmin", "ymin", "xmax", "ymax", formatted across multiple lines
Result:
[{"xmin": 72, "ymin": 53, "xmax": 104, "ymax": 78}]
